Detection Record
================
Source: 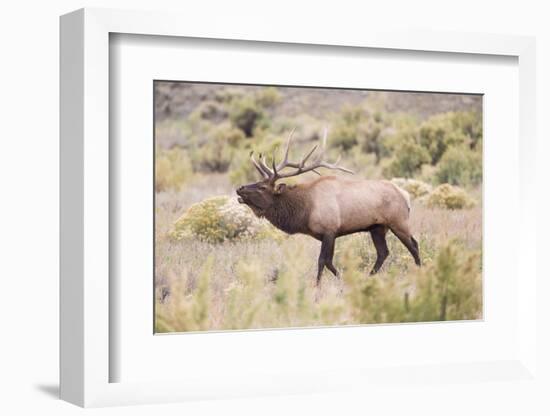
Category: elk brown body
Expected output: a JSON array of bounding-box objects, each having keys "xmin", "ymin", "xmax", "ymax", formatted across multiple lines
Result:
[{"xmin": 236, "ymin": 128, "xmax": 421, "ymax": 285}]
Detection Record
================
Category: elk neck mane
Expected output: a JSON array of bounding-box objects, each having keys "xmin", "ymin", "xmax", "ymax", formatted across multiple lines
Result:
[{"xmin": 263, "ymin": 184, "xmax": 312, "ymax": 235}]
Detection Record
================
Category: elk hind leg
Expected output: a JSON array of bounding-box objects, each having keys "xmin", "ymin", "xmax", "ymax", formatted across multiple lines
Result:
[
  {"xmin": 370, "ymin": 225, "xmax": 389, "ymax": 275},
  {"xmin": 390, "ymin": 225, "xmax": 421, "ymax": 266},
  {"xmin": 317, "ymin": 234, "xmax": 337, "ymax": 285}
]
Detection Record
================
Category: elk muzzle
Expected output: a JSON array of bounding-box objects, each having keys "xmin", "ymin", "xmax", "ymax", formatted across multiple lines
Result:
[{"xmin": 236, "ymin": 186, "xmax": 246, "ymax": 204}]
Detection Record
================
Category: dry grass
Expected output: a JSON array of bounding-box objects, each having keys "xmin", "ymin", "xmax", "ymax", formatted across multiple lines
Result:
[{"xmin": 154, "ymin": 180, "xmax": 482, "ymax": 333}]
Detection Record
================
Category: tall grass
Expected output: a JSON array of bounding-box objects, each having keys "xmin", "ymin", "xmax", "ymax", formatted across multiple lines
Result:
[{"xmin": 155, "ymin": 203, "xmax": 482, "ymax": 332}]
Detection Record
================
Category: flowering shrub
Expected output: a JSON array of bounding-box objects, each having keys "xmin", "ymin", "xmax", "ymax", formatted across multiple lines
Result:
[
  {"xmin": 391, "ymin": 177, "xmax": 433, "ymax": 199},
  {"xmin": 170, "ymin": 196, "xmax": 286, "ymax": 243},
  {"xmin": 425, "ymin": 183, "xmax": 475, "ymax": 209}
]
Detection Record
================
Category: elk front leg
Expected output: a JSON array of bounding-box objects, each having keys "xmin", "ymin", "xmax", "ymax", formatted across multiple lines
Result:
[{"xmin": 317, "ymin": 234, "xmax": 336, "ymax": 285}]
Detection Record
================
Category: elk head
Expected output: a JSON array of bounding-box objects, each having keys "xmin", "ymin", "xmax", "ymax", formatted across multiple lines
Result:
[{"xmin": 236, "ymin": 127, "xmax": 353, "ymax": 217}]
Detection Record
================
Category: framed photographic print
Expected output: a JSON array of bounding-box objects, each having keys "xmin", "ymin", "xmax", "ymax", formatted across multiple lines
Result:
[{"xmin": 60, "ymin": 8, "xmax": 538, "ymax": 408}]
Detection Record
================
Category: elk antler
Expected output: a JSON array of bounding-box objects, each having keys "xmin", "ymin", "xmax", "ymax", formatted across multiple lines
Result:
[
  {"xmin": 249, "ymin": 151, "xmax": 270, "ymax": 179},
  {"xmin": 250, "ymin": 127, "xmax": 354, "ymax": 182}
]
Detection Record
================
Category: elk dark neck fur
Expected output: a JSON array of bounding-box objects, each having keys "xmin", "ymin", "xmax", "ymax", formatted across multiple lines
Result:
[{"xmin": 264, "ymin": 186, "xmax": 311, "ymax": 235}]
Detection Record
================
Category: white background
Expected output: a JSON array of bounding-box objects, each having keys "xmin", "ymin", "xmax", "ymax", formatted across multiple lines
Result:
[{"xmin": 1, "ymin": 1, "xmax": 549, "ymax": 415}]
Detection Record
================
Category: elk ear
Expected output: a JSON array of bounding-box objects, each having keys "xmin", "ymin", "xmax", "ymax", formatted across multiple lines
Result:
[{"xmin": 274, "ymin": 183, "xmax": 287, "ymax": 195}]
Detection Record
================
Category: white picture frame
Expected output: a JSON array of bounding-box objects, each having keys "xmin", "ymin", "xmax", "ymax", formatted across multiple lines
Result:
[{"xmin": 60, "ymin": 7, "xmax": 537, "ymax": 408}]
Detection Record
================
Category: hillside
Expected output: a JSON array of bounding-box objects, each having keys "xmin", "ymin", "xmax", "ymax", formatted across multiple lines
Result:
[{"xmin": 155, "ymin": 81, "xmax": 482, "ymax": 122}]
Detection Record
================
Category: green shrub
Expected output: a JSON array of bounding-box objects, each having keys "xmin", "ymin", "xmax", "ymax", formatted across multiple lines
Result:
[
  {"xmin": 329, "ymin": 106, "xmax": 369, "ymax": 152},
  {"xmin": 425, "ymin": 184, "xmax": 475, "ymax": 209},
  {"xmin": 358, "ymin": 122, "xmax": 385, "ymax": 162},
  {"xmin": 418, "ymin": 114, "xmax": 454, "ymax": 164},
  {"xmin": 391, "ymin": 178, "xmax": 432, "ymax": 199},
  {"xmin": 155, "ymin": 147, "xmax": 193, "ymax": 192},
  {"xmin": 187, "ymin": 122, "xmax": 246, "ymax": 173},
  {"xmin": 255, "ymin": 87, "xmax": 281, "ymax": 108},
  {"xmin": 221, "ymin": 258, "xmax": 271, "ymax": 330},
  {"xmin": 212, "ymin": 122, "xmax": 246, "ymax": 147},
  {"xmin": 452, "ymin": 111, "xmax": 483, "ymax": 149},
  {"xmin": 391, "ymin": 113, "xmax": 419, "ymax": 131},
  {"xmin": 194, "ymin": 138, "xmax": 233, "ymax": 173},
  {"xmin": 228, "ymin": 135, "xmax": 285, "ymax": 185},
  {"xmin": 229, "ymin": 97, "xmax": 266, "ymax": 137},
  {"xmin": 293, "ymin": 117, "xmax": 325, "ymax": 142},
  {"xmin": 408, "ymin": 242, "xmax": 482, "ymax": 321},
  {"xmin": 342, "ymin": 249, "xmax": 409, "ymax": 324},
  {"xmin": 228, "ymin": 151, "xmax": 258, "ymax": 185},
  {"xmin": 417, "ymin": 163, "xmax": 438, "ymax": 185},
  {"xmin": 435, "ymin": 146, "xmax": 482, "ymax": 186},
  {"xmin": 419, "ymin": 111, "xmax": 481, "ymax": 165},
  {"xmin": 214, "ymin": 87, "xmax": 243, "ymax": 104},
  {"xmin": 356, "ymin": 110, "xmax": 394, "ymax": 163},
  {"xmin": 189, "ymin": 100, "xmax": 227, "ymax": 122},
  {"xmin": 347, "ymin": 148, "xmax": 380, "ymax": 178},
  {"xmin": 382, "ymin": 140, "xmax": 430, "ymax": 178},
  {"xmin": 343, "ymin": 240, "xmax": 482, "ymax": 323},
  {"xmin": 170, "ymin": 196, "xmax": 285, "ymax": 243},
  {"xmin": 330, "ymin": 122, "xmax": 358, "ymax": 151},
  {"xmin": 155, "ymin": 256, "xmax": 214, "ymax": 332}
]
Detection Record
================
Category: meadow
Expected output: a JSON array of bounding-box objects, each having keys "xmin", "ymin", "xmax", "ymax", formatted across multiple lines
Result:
[{"xmin": 154, "ymin": 83, "xmax": 483, "ymax": 332}]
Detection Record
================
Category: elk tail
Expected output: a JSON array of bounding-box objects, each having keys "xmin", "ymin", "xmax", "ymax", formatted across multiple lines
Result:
[{"xmin": 394, "ymin": 184, "xmax": 411, "ymax": 213}]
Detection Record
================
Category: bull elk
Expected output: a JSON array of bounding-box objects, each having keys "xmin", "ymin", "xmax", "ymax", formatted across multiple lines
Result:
[{"xmin": 236, "ymin": 128, "xmax": 421, "ymax": 285}]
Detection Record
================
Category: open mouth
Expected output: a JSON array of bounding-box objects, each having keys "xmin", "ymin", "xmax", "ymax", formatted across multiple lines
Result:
[
  {"xmin": 236, "ymin": 189, "xmax": 249, "ymax": 205},
  {"xmin": 236, "ymin": 193, "xmax": 261, "ymax": 211},
  {"xmin": 238, "ymin": 196, "xmax": 255, "ymax": 207},
  {"xmin": 236, "ymin": 190, "xmax": 245, "ymax": 204}
]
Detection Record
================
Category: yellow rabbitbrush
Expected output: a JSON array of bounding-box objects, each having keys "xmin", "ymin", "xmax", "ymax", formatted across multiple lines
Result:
[
  {"xmin": 425, "ymin": 183, "xmax": 476, "ymax": 210},
  {"xmin": 170, "ymin": 195, "xmax": 285, "ymax": 244}
]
